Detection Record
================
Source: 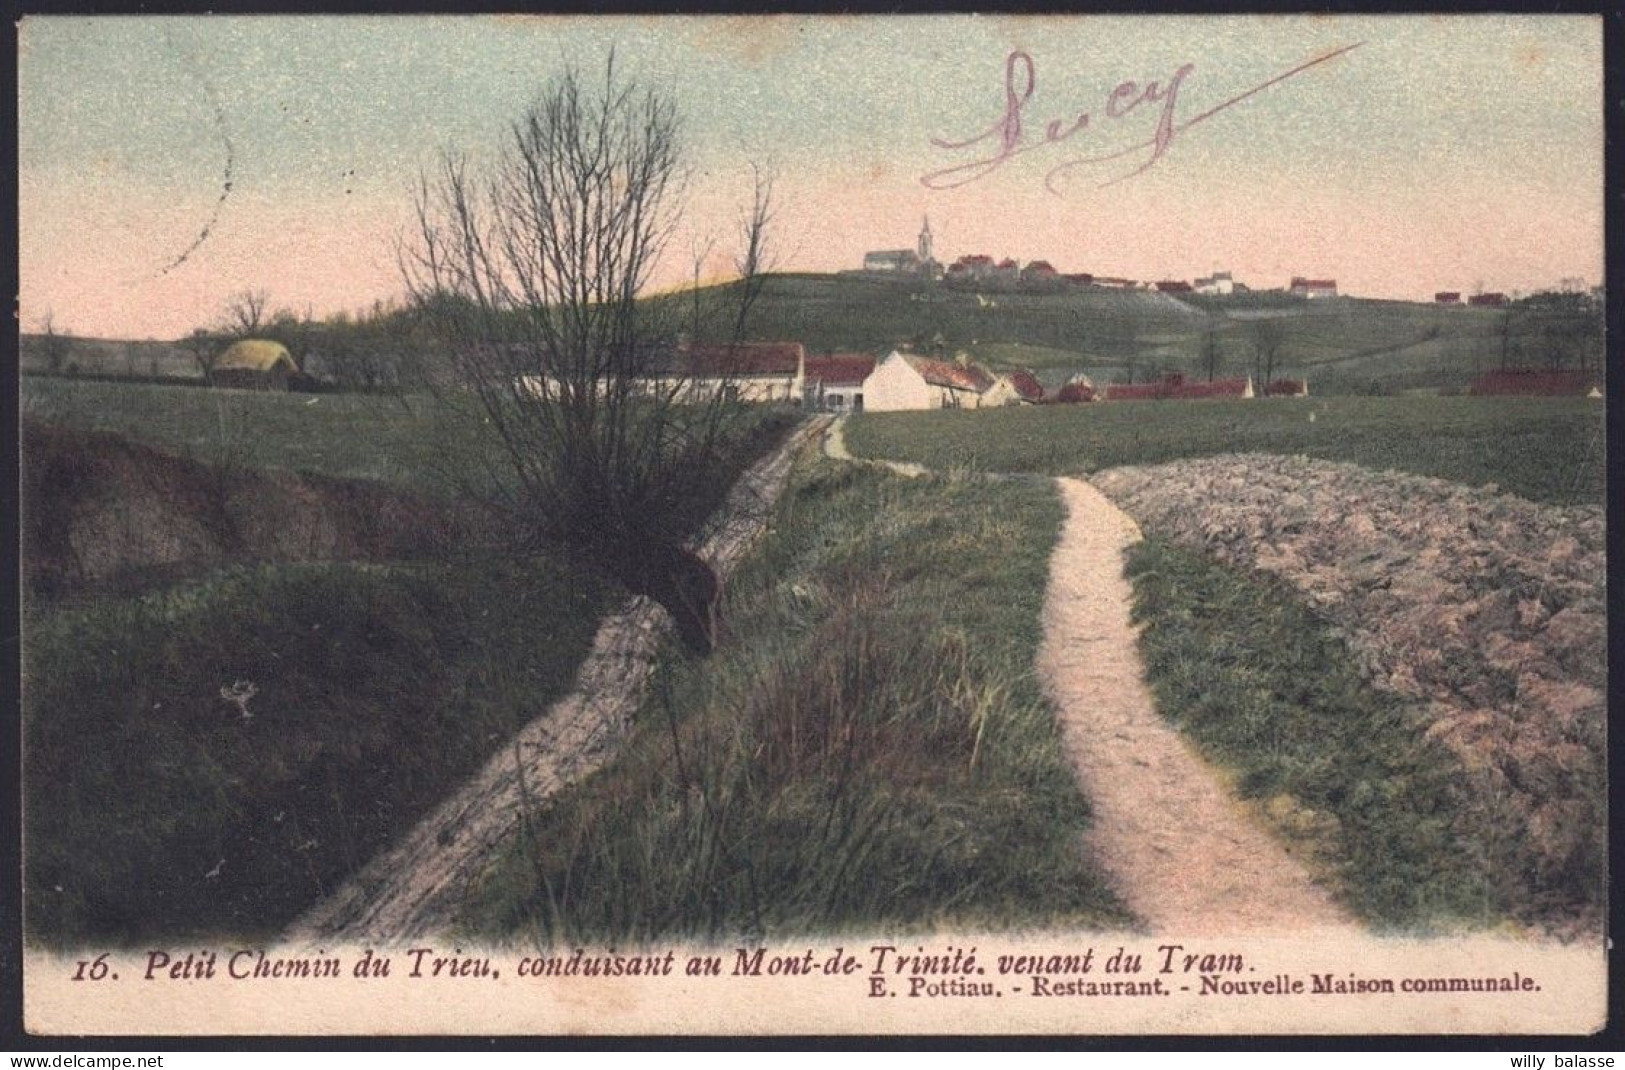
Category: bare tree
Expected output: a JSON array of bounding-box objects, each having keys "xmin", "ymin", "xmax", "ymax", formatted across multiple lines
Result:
[
  {"xmin": 179, "ymin": 327, "xmax": 220, "ymax": 377},
  {"xmin": 37, "ymin": 313, "xmax": 71, "ymax": 375},
  {"xmin": 1200, "ymin": 319, "xmax": 1223, "ymax": 382},
  {"xmin": 399, "ymin": 57, "xmax": 773, "ymax": 654},
  {"xmin": 730, "ymin": 163, "xmax": 777, "ymax": 343},
  {"xmin": 224, "ymin": 288, "xmax": 270, "ymax": 337},
  {"xmin": 1250, "ymin": 318, "xmax": 1287, "ymax": 392}
]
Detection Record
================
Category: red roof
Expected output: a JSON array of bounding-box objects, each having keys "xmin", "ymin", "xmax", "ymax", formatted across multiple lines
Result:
[
  {"xmin": 1155, "ymin": 280, "xmax": 1194, "ymax": 293},
  {"xmin": 997, "ymin": 258, "xmax": 1019, "ymax": 269},
  {"xmin": 1054, "ymin": 381, "xmax": 1096, "ymax": 403},
  {"xmin": 1106, "ymin": 374, "xmax": 1252, "ymax": 401},
  {"xmin": 1004, "ymin": 369, "xmax": 1045, "ymax": 402},
  {"xmin": 905, "ymin": 355, "xmax": 995, "ymax": 393},
  {"xmin": 805, "ymin": 353, "xmax": 875, "ymax": 387},
  {"xmin": 680, "ymin": 342, "xmax": 804, "ymax": 377},
  {"xmin": 1469, "ymin": 369, "xmax": 1596, "ymax": 396}
]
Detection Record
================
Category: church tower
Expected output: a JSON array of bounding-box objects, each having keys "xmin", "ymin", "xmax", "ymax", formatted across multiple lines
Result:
[{"xmin": 918, "ymin": 215, "xmax": 933, "ymax": 263}]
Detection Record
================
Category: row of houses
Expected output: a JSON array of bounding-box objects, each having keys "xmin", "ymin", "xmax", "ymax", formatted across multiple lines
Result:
[
  {"xmin": 1435, "ymin": 291, "xmax": 1508, "ymax": 307},
  {"xmin": 579, "ymin": 343, "xmax": 1302, "ymax": 412}
]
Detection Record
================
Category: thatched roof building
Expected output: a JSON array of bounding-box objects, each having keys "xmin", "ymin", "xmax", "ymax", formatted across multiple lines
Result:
[{"xmin": 211, "ymin": 340, "xmax": 298, "ymax": 391}]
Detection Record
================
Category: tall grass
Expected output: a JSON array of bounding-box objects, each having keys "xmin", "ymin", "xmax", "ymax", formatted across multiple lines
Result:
[
  {"xmin": 465, "ymin": 454, "xmax": 1132, "ymax": 943},
  {"xmin": 1124, "ymin": 538, "xmax": 1514, "ymax": 930},
  {"xmin": 23, "ymin": 554, "xmax": 611, "ymax": 946}
]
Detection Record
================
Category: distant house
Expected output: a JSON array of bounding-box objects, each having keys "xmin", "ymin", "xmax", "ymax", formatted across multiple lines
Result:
[
  {"xmin": 984, "ymin": 368, "xmax": 1045, "ymax": 406},
  {"xmin": 1289, "ymin": 277, "xmax": 1338, "ymax": 299},
  {"xmin": 518, "ymin": 341, "xmax": 804, "ymax": 404},
  {"xmin": 1063, "ymin": 272, "xmax": 1095, "ymax": 287},
  {"xmin": 1435, "ymin": 291, "xmax": 1463, "ymax": 305},
  {"xmin": 949, "ymin": 254, "xmax": 997, "ymax": 281},
  {"xmin": 676, "ymin": 342, "xmax": 805, "ymax": 403},
  {"xmin": 1053, "ymin": 374, "xmax": 1097, "ymax": 404},
  {"xmin": 1469, "ymin": 369, "xmax": 1597, "ymax": 397},
  {"xmin": 1105, "ymin": 372, "xmax": 1254, "ymax": 401},
  {"xmin": 210, "ymin": 339, "xmax": 298, "ymax": 391},
  {"xmin": 863, "ymin": 351, "xmax": 999, "ymax": 411},
  {"xmin": 1094, "ymin": 276, "xmax": 1138, "ymax": 289},
  {"xmin": 994, "ymin": 258, "xmax": 1021, "ymax": 283},
  {"xmin": 1021, "ymin": 260, "xmax": 1058, "ymax": 281},
  {"xmin": 864, "ymin": 249, "xmax": 921, "ymax": 274},
  {"xmin": 1195, "ymin": 271, "xmax": 1235, "ymax": 295},
  {"xmin": 1155, "ymin": 279, "xmax": 1194, "ymax": 294},
  {"xmin": 1468, "ymin": 292, "xmax": 1509, "ymax": 308},
  {"xmin": 804, "ymin": 352, "xmax": 876, "ymax": 412}
]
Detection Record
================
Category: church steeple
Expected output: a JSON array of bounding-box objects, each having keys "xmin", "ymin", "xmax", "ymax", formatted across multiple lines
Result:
[{"xmin": 918, "ymin": 215, "xmax": 933, "ymax": 262}]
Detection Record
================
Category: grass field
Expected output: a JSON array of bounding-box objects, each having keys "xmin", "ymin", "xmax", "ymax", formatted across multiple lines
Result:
[
  {"xmin": 24, "ymin": 554, "xmax": 612, "ymax": 945},
  {"xmin": 463, "ymin": 449, "xmax": 1132, "ymax": 942},
  {"xmin": 23, "ymin": 378, "xmax": 465, "ymax": 490},
  {"xmin": 844, "ymin": 396, "xmax": 1604, "ymax": 506},
  {"xmin": 1125, "ymin": 540, "xmax": 1506, "ymax": 930}
]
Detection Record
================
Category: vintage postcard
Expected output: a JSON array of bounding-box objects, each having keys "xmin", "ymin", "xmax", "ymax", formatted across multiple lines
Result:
[{"xmin": 16, "ymin": 13, "xmax": 1607, "ymax": 1037}]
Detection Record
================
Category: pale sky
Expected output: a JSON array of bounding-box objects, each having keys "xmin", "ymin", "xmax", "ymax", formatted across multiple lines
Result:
[{"xmin": 18, "ymin": 14, "xmax": 1604, "ymax": 340}]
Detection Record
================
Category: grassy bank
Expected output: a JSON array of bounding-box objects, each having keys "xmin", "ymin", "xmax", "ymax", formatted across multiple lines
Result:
[
  {"xmin": 24, "ymin": 554, "xmax": 612, "ymax": 945},
  {"xmin": 1124, "ymin": 539, "xmax": 1506, "ymax": 930},
  {"xmin": 463, "ymin": 451, "xmax": 1131, "ymax": 942},
  {"xmin": 846, "ymin": 396, "xmax": 1603, "ymax": 505},
  {"xmin": 22, "ymin": 377, "xmax": 462, "ymax": 490}
]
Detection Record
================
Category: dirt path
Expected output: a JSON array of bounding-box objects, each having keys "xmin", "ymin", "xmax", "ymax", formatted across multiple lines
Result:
[
  {"xmin": 822, "ymin": 415, "xmax": 927, "ymax": 477},
  {"xmin": 1038, "ymin": 477, "xmax": 1355, "ymax": 934},
  {"xmin": 284, "ymin": 418, "xmax": 828, "ymax": 946}
]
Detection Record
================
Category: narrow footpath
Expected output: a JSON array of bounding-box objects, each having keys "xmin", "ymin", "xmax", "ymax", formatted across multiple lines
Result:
[{"xmin": 1038, "ymin": 477, "xmax": 1355, "ymax": 933}]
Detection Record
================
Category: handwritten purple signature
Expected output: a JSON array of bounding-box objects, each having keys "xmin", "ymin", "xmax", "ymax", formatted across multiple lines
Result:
[{"xmin": 921, "ymin": 43, "xmax": 1365, "ymax": 194}]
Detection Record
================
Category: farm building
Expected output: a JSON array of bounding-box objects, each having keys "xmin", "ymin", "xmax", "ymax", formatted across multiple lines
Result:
[
  {"xmin": 210, "ymin": 339, "xmax": 299, "ymax": 391},
  {"xmin": 678, "ymin": 342, "xmax": 804, "ymax": 402},
  {"xmin": 1195, "ymin": 271, "xmax": 1235, "ymax": 295},
  {"xmin": 1468, "ymin": 369, "xmax": 1598, "ymax": 397},
  {"xmin": 1289, "ymin": 277, "xmax": 1338, "ymax": 299},
  {"xmin": 1053, "ymin": 375, "xmax": 1097, "ymax": 404},
  {"xmin": 863, "ymin": 351, "xmax": 998, "ymax": 411},
  {"xmin": 1154, "ymin": 279, "xmax": 1194, "ymax": 294},
  {"xmin": 985, "ymin": 369, "xmax": 1045, "ymax": 405},
  {"xmin": 805, "ymin": 353, "xmax": 877, "ymax": 412},
  {"xmin": 517, "ymin": 341, "xmax": 805, "ymax": 404},
  {"xmin": 1435, "ymin": 291, "xmax": 1463, "ymax": 305},
  {"xmin": 1105, "ymin": 373, "xmax": 1255, "ymax": 401}
]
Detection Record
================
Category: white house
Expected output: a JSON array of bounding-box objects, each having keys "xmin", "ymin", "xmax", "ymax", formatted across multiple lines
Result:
[
  {"xmin": 1195, "ymin": 271, "xmax": 1235, "ymax": 295},
  {"xmin": 805, "ymin": 353, "xmax": 877, "ymax": 412},
  {"xmin": 518, "ymin": 341, "xmax": 805, "ymax": 404},
  {"xmin": 863, "ymin": 351, "xmax": 998, "ymax": 411},
  {"xmin": 677, "ymin": 342, "xmax": 805, "ymax": 402},
  {"xmin": 983, "ymin": 369, "xmax": 1045, "ymax": 406}
]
